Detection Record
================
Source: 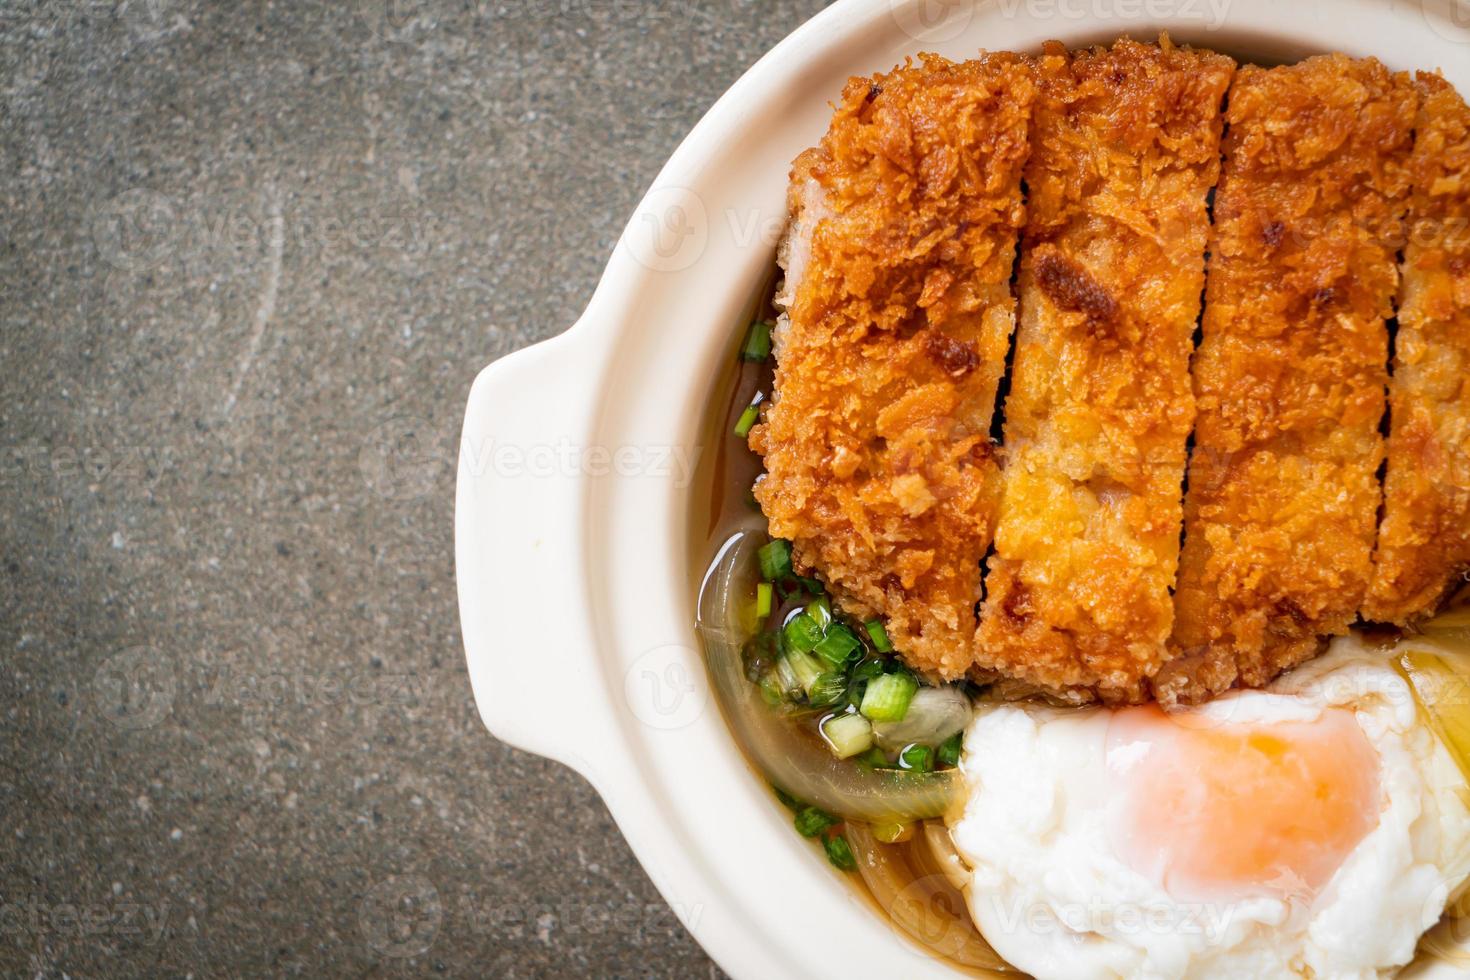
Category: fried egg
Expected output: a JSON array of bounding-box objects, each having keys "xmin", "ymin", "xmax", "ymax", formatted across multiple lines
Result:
[{"xmin": 949, "ymin": 638, "xmax": 1470, "ymax": 979}]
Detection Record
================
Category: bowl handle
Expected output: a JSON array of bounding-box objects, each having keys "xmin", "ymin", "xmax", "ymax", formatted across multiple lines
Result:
[{"xmin": 454, "ymin": 330, "xmax": 606, "ymax": 768}]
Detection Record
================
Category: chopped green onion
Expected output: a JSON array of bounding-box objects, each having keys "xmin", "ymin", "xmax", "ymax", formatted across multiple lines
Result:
[
  {"xmin": 757, "ymin": 539, "xmax": 792, "ymax": 581},
  {"xmin": 773, "ymin": 785, "xmax": 802, "ymax": 811},
  {"xmin": 860, "ymin": 672, "xmax": 919, "ymax": 723},
  {"xmin": 857, "ymin": 745, "xmax": 892, "ymax": 768},
  {"xmin": 900, "ymin": 743, "xmax": 934, "ymax": 773},
  {"xmin": 783, "ymin": 613, "xmax": 823, "ymax": 653},
  {"xmin": 937, "ymin": 732, "xmax": 963, "ymax": 768},
  {"xmin": 807, "ymin": 672, "xmax": 848, "ymax": 708},
  {"xmin": 873, "ymin": 820, "xmax": 914, "ymax": 844},
  {"xmin": 796, "ymin": 575, "xmax": 825, "ymax": 595},
  {"xmin": 865, "ymin": 619, "xmax": 894, "ymax": 653},
  {"xmin": 806, "ymin": 597, "xmax": 832, "ymax": 629},
  {"xmin": 755, "ymin": 582, "xmax": 773, "ymax": 620},
  {"xmin": 774, "ymin": 656, "xmax": 799, "ymax": 697},
  {"xmin": 741, "ymin": 630, "xmax": 778, "ymax": 681},
  {"xmin": 847, "ymin": 662, "xmax": 883, "ymax": 706},
  {"xmin": 821, "ymin": 712, "xmax": 874, "ymax": 759},
  {"xmin": 758, "ymin": 669, "xmax": 786, "ymax": 707},
  {"xmin": 741, "ymin": 320, "xmax": 773, "ymax": 361},
  {"xmin": 813, "ymin": 624, "xmax": 861, "ymax": 668},
  {"xmin": 823, "ymin": 833, "xmax": 857, "ymax": 872},
  {"xmin": 733, "ymin": 396, "xmax": 762, "ymax": 438},
  {"xmin": 794, "ymin": 805, "xmax": 837, "ymax": 838},
  {"xmin": 783, "ymin": 649, "xmax": 824, "ymax": 694}
]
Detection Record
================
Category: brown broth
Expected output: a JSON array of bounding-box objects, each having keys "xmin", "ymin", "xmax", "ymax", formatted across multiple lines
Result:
[
  {"xmin": 687, "ymin": 276, "xmax": 1003, "ymax": 975},
  {"xmin": 686, "ymin": 261, "xmax": 1470, "ymax": 975}
]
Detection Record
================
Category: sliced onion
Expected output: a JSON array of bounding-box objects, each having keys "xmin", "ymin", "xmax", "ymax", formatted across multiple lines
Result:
[
  {"xmin": 1407, "ymin": 618, "xmax": 1470, "ymax": 966},
  {"xmin": 920, "ymin": 820, "xmax": 974, "ymax": 893},
  {"xmin": 696, "ymin": 525, "xmax": 963, "ymax": 823},
  {"xmin": 1395, "ymin": 637, "xmax": 1470, "ymax": 785},
  {"xmin": 1418, "ymin": 588, "xmax": 1470, "ymax": 646},
  {"xmin": 873, "ymin": 687, "xmax": 972, "ymax": 752},
  {"xmin": 1421, "ymin": 604, "xmax": 1470, "ymax": 648},
  {"xmin": 846, "ymin": 823, "xmax": 1014, "ymax": 974},
  {"xmin": 1424, "ymin": 607, "xmax": 1470, "ymax": 631}
]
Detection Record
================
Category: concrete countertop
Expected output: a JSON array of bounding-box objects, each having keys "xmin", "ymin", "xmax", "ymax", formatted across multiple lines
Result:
[{"xmin": 0, "ymin": 1, "xmax": 828, "ymax": 974}]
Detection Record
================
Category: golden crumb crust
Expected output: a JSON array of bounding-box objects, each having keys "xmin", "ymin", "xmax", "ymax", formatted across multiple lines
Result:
[
  {"xmin": 1364, "ymin": 73, "xmax": 1470, "ymax": 625},
  {"xmin": 1158, "ymin": 55, "xmax": 1417, "ymax": 705},
  {"xmin": 975, "ymin": 37, "xmax": 1234, "ymax": 704},
  {"xmin": 750, "ymin": 54, "xmax": 1035, "ymax": 679}
]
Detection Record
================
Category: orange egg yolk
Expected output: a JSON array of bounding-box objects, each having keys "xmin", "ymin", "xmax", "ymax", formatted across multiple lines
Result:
[{"xmin": 1105, "ymin": 704, "xmax": 1381, "ymax": 903}]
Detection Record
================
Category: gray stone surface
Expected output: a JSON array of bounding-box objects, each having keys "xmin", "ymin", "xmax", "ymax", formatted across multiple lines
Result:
[{"xmin": 0, "ymin": 1, "xmax": 828, "ymax": 974}]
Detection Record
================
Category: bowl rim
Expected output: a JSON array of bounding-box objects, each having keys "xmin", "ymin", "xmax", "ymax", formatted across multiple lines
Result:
[{"xmin": 456, "ymin": 0, "xmax": 1470, "ymax": 976}]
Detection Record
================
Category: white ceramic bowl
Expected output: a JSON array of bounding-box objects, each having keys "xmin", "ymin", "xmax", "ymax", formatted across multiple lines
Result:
[{"xmin": 456, "ymin": 1, "xmax": 1470, "ymax": 975}]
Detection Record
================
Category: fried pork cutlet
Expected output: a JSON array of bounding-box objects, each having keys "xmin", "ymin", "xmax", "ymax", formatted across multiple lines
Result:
[
  {"xmin": 973, "ymin": 37, "xmax": 1234, "ymax": 704},
  {"xmin": 1364, "ymin": 73, "xmax": 1470, "ymax": 626},
  {"xmin": 1157, "ymin": 56, "xmax": 1418, "ymax": 706},
  {"xmin": 749, "ymin": 54, "xmax": 1036, "ymax": 679}
]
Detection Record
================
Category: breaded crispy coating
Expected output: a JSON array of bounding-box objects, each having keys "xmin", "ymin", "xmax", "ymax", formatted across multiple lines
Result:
[
  {"xmin": 1364, "ymin": 73, "xmax": 1470, "ymax": 626},
  {"xmin": 974, "ymin": 37, "xmax": 1234, "ymax": 704},
  {"xmin": 750, "ymin": 54, "xmax": 1036, "ymax": 679},
  {"xmin": 1158, "ymin": 56, "xmax": 1417, "ymax": 705}
]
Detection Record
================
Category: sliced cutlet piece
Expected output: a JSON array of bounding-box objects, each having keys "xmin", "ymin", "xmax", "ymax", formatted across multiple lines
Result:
[
  {"xmin": 1158, "ymin": 55, "xmax": 1417, "ymax": 705},
  {"xmin": 973, "ymin": 37, "xmax": 1234, "ymax": 704},
  {"xmin": 749, "ymin": 54, "xmax": 1036, "ymax": 679},
  {"xmin": 1364, "ymin": 73, "xmax": 1470, "ymax": 626}
]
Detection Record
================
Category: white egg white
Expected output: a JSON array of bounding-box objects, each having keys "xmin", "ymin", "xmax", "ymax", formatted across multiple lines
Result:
[{"xmin": 948, "ymin": 638, "xmax": 1470, "ymax": 980}]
